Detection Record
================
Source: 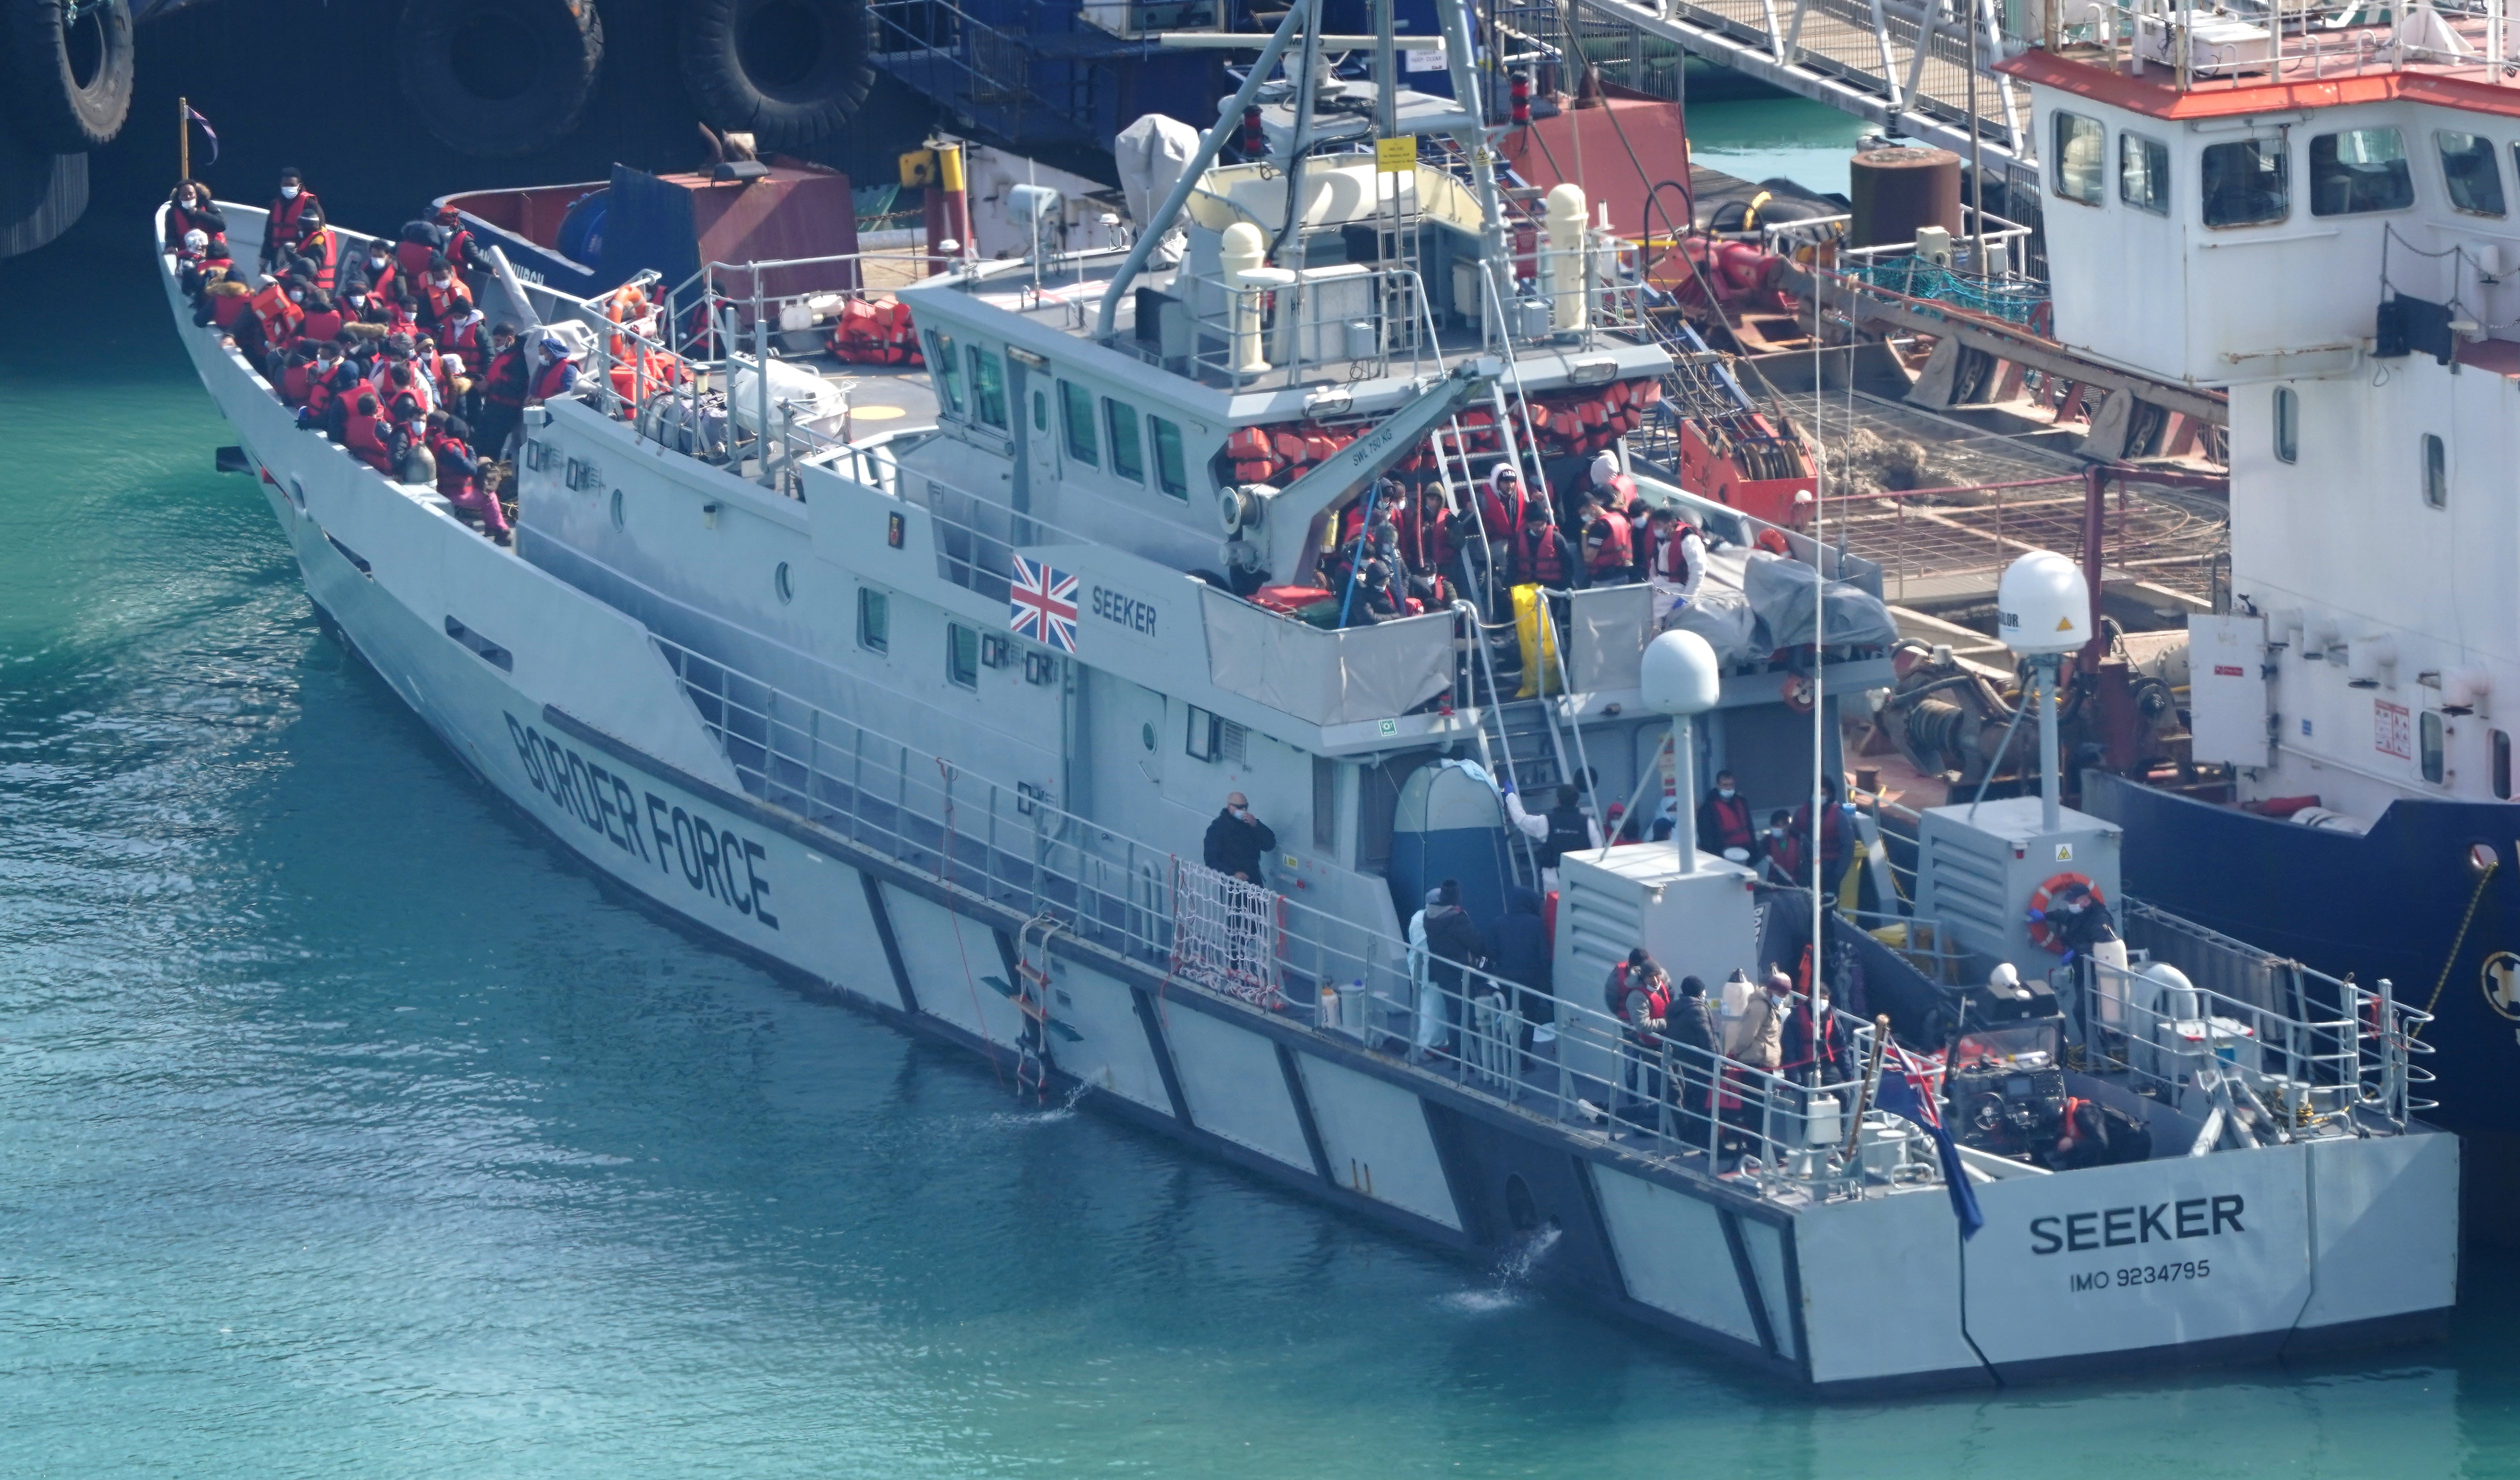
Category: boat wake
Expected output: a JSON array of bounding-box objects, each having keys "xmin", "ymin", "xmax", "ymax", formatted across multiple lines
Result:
[{"xmin": 1441, "ymin": 1223, "xmax": 1563, "ymax": 1314}]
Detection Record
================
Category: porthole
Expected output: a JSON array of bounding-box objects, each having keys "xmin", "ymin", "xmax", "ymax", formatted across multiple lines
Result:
[
  {"xmin": 610, "ymin": 488, "xmax": 626, "ymax": 529},
  {"xmin": 775, "ymin": 561, "xmax": 794, "ymax": 604},
  {"xmin": 1141, "ymin": 722, "xmax": 1157, "ymax": 751}
]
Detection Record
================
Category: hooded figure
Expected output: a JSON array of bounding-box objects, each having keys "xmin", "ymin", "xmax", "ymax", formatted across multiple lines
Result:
[{"xmin": 1480, "ymin": 886, "xmax": 1553, "ymax": 1025}]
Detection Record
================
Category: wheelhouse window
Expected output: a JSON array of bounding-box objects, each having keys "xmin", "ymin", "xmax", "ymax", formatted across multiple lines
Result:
[
  {"xmin": 858, "ymin": 586, "xmax": 890, "ymax": 654},
  {"xmin": 1106, "ymin": 398, "xmax": 1145, "ymax": 482},
  {"xmin": 2495, "ymin": 729, "xmax": 2512, "ymax": 800},
  {"xmin": 2272, "ymin": 386, "xmax": 2299, "ymax": 464},
  {"xmin": 931, "ymin": 332, "xmax": 965, "ymax": 415},
  {"xmin": 2119, "ymin": 132, "xmax": 2170, "ymax": 215},
  {"xmin": 2422, "ymin": 432, "xmax": 2447, "ymax": 509},
  {"xmin": 1150, "ymin": 416, "xmax": 1190, "ymax": 500},
  {"xmin": 2310, "ymin": 127, "xmax": 2414, "ymax": 216},
  {"xmin": 947, "ymin": 623, "xmax": 980, "ymax": 689},
  {"xmin": 2441, "ymin": 132, "xmax": 2507, "ymax": 216},
  {"xmin": 2420, "ymin": 710, "xmax": 2446, "ymax": 785},
  {"xmin": 2053, "ymin": 112, "xmax": 2105, "ymax": 206},
  {"xmin": 968, "ymin": 346, "xmax": 1008, "ymax": 429},
  {"xmin": 2201, "ymin": 139, "xmax": 2288, "ymax": 227},
  {"xmin": 1060, "ymin": 380, "xmax": 1098, "ymax": 466}
]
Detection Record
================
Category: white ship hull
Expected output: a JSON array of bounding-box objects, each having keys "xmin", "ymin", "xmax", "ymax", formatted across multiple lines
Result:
[{"xmin": 160, "ymin": 221, "xmax": 2457, "ymax": 1394}]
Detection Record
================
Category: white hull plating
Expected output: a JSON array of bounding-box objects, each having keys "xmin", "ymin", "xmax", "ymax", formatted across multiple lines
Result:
[{"xmin": 161, "ymin": 227, "xmax": 2455, "ymax": 1395}]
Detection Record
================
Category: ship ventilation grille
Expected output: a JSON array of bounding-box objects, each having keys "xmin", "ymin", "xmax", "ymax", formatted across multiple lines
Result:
[{"xmin": 1219, "ymin": 721, "xmax": 1248, "ymax": 763}]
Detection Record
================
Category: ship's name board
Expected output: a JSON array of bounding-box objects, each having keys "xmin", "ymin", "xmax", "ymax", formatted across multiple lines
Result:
[
  {"xmin": 504, "ymin": 713, "xmax": 780, "ymax": 929},
  {"xmin": 1090, "ymin": 583, "xmax": 1159, "ymax": 640},
  {"xmin": 2028, "ymin": 1195, "xmax": 2243, "ymax": 1254}
]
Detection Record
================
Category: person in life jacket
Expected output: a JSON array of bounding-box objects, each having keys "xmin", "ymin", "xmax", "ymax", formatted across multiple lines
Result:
[
  {"xmin": 434, "ymin": 204, "xmax": 487, "ymax": 276},
  {"xmin": 297, "ymin": 341, "xmax": 355, "ymax": 431},
  {"xmin": 525, "ymin": 336, "xmax": 580, "ymax": 407},
  {"xmin": 249, "ymin": 278, "xmax": 305, "ymax": 365},
  {"xmin": 425, "ymin": 412, "xmax": 512, "ymax": 542},
  {"xmin": 1782, "ymin": 971, "xmax": 1853, "ymax": 1085},
  {"xmin": 386, "ymin": 404, "xmax": 436, "ymax": 486},
  {"xmin": 1638, "ymin": 504, "xmax": 1708, "ymax": 605},
  {"xmin": 1790, "ymin": 781, "xmax": 1855, "ymax": 894},
  {"xmin": 174, "ymin": 229, "xmax": 219, "ymax": 296},
  {"xmin": 1604, "ymin": 949, "xmax": 1672, "ymax": 1127},
  {"xmin": 377, "ymin": 359, "xmax": 436, "ymax": 418},
  {"xmin": 167, "ymin": 180, "xmax": 228, "ymax": 249},
  {"xmin": 1759, "ymin": 809, "xmax": 1805, "ymax": 886},
  {"xmin": 1504, "ymin": 779, "xmax": 1603, "ymax": 892},
  {"xmin": 1476, "ymin": 463, "xmax": 1533, "ymax": 544},
  {"xmin": 278, "ymin": 343, "xmax": 323, "ymax": 407},
  {"xmin": 1335, "ymin": 520, "xmax": 1409, "ymax": 627},
  {"xmin": 1511, "ymin": 497, "xmax": 1579, "ymax": 589},
  {"xmin": 1578, "ymin": 491, "xmax": 1632, "ymax": 582},
  {"xmin": 200, "ymin": 271, "xmax": 253, "ymax": 332},
  {"xmin": 1697, "ymin": 770, "xmax": 1757, "ymax": 859},
  {"xmin": 418, "ymin": 255, "xmax": 474, "ymax": 334},
  {"xmin": 355, "ymin": 240, "xmax": 398, "ymax": 305},
  {"xmin": 341, "ymin": 392, "xmax": 394, "ymax": 472},
  {"xmin": 1397, "ymin": 485, "xmax": 1458, "ymax": 578},
  {"xmin": 395, "ymin": 215, "xmax": 449, "ymax": 281},
  {"xmin": 262, "ymin": 168, "xmax": 324, "ymax": 271},
  {"xmin": 472, "ymin": 323, "xmax": 529, "ymax": 459},
  {"xmin": 295, "ymin": 288, "xmax": 343, "ymax": 348},
  {"xmin": 1588, "ymin": 450, "xmax": 1638, "ymax": 510},
  {"xmin": 440, "ymin": 308, "xmax": 486, "ymax": 369}
]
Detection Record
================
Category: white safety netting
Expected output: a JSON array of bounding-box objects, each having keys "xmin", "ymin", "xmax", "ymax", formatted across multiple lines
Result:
[{"xmin": 1171, "ymin": 859, "xmax": 1284, "ymax": 1007}]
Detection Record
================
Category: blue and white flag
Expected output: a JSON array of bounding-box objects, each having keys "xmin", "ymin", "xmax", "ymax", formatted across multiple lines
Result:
[
  {"xmin": 1874, "ymin": 1042, "xmax": 1984, "ymax": 1239},
  {"xmin": 185, "ymin": 105, "xmax": 220, "ymax": 168}
]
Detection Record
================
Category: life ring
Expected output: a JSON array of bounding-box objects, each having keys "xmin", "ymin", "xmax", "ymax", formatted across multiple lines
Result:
[
  {"xmin": 397, "ymin": 0, "xmax": 606, "ymax": 159},
  {"xmin": 680, "ymin": 0, "xmax": 876, "ymax": 154},
  {"xmin": 2, "ymin": 0, "xmax": 135, "ymax": 153},
  {"xmin": 1781, "ymin": 672, "xmax": 1816, "ymax": 713},
  {"xmin": 2026, "ymin": 872, "xmax": 2102, "ymax": 953},
  {"xmin": 1755, "ymin": 527, "xmax": 1792, "ymax": 555}
]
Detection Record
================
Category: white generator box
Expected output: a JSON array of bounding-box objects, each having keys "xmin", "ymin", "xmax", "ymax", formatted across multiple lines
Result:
[
  {"xmin": 2189, "ymin": 613, "xmax": 2272, "ymax": 768},
  {"xmin": 1552, "ymin": 846, "xmax": 1759, "ymax": 1090},
  {"xmin": 1914, "ymin": 796, "xmax": 2121, "ymax": 977},
  {"xmin": 1277, "ymin": 263, "xmax": 1377, "ymax": 366}
]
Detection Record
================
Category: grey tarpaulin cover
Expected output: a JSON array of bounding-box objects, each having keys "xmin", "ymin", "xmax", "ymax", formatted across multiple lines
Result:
[
  {"xmin": 1201, "ymin": 587, "xmax": 1455, "ymax": 725},
  {"xmin": 1742, "ymin": 550, "xmax": 1899, "ymax": 650},
  {"xmin": 1115, "ymin": 115, "xmax": 1198, "ymax": 266}
]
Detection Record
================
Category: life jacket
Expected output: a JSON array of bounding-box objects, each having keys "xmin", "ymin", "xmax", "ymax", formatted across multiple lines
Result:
[
  {"xmin": 441, "ymin": 315, "xmax": 484, "ymax": 363},
  {"xmin": 396, "ymin": 237, "xmax": 438, "ymax": 280},
  {"xmin": 421, "ymin": 277, "xmax": 472, "ymax": 328},
  {"xmin": 280, "ymin": 357, "xmax": 318, "ymax": 406},
  {"xmin": 1399, "ymin": 504, "xmax": 1456, "ymax": 573},
  {"xmin": 268, "ymin": 189, "xmax": 320, "ymax": 247},
  {"xmin": 208, "ymin": 284, "xmax": 252, "ymax": 330},
  {"xmin": 528, "ymin": 355, "xmax": 577, "ymax": 403},
  {"xmin": 342, "ymin": 404, "xmax": 393, "ymax": 471},
  {"xmin": 429, "ymin": 431, "xmax": 477, "ymax": 499},
  {"xmin": 1539, "ymin": 802, "xmax": 1592, "ymax": 870},
  {"xmin": 360, "ymin": 258, "xmax": 397, "ymax": 304},
  {"xmin": 172, "ymin": 203, "xmax": 226, "ymax": 248},
  {"xmin": 1764, "ymin": 829, "xmax": 1805, "ymax": 881},
  {"xmin": 250, "ymin": 284, "xmax": 303, "ymax": 353},
  {"xmin": 443, "ymin": 224, "xmax": 478, "ymax": 269},
  {"xmin": 1515, "ymin": 521, "xmax": 1569, "ymax": 586},
  {"xmin": 1632, "ymin": 981, "xmax": 1671, "ymax": 1047},
  {"xmin": 303, "ymin": 361, "xmax": 351, "ymax": 421},
  {"xmin": 302, "ymin": 227, "xmax": 340, "ymax": 291},
  {"xmin": 297, "ymin": 308, "xmax": 344, "ymax": 345},
  {"xmin": 1583, "ymin": 509, "xmax": 1632, "ymax": 575},
  {"xmin": 1646, "ymin": 519, "xmax": 1700, "ymax": 584},
  {"xmin": 482, "ymin": 346, "xmax": 528, "ymax": 406},
  {"xmin": 1704, "ymin": 791, "xmax": 1754, "ymax": 852}
]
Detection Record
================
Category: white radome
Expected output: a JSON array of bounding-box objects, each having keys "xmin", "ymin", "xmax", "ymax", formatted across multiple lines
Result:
[
  {"xmin": 1641, "ymin": 629, "xmax": 1721, "ymax": 715},
  {"xmin": 1997, "ymin": 549, "xmax": 2092, "ymax": 656}
]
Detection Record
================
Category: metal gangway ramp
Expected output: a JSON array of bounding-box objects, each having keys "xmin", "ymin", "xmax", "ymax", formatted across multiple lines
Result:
[{"xmin": 1553, "ymin": 0, "xmax": 2038, "ymax": 189}]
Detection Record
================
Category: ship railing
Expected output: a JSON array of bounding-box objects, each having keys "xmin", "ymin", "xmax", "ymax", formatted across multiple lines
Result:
[
  {"xmin": 2021, "ymin": 0, "xmax": 2494, "ymax": 90},
  {"xmin": 647, "ymin": 629, "xmax": 1902, "ymax": 1192},
  {"xmin": 2079, "ymin": 941, "xmax": 2430, "ymax": 1137},
  {"xmin": 1183, "ymin": 265, "xmax": 1447, "ymax": 391}
]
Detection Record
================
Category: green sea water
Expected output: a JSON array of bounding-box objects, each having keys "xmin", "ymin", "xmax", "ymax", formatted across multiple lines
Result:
[{"xmin": 0, "ymin": 205, "xmax": 2512, "ymax": 1475}]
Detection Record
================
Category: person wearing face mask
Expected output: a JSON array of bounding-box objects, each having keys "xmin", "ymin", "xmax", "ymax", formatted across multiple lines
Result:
[
  {"xmin": 168, "ymin": 180, "xmax": 228, "ymax": 248},
  {"xmin": 472, "ymin": 323, "xmax": 529, "ymax": 460},
  {"xmin": 299, "ymin": 341, "xmax": 357, "ymax": 433},
  {"xmin": 419, "ymin": 255, "xmax": 475, "ymax": 335},
  {"xmin": 1201, "ymin": 792, "xmax": 1276, "ymax": 884},
  {"xmin": 1697, "ymin": 770, "xmax": 1756, "ymax": 859},
  {"xmin": 396, "ymin": 213, "xmax": 450, "ymax": 280},
  {"xmin": 426, "ymin": 413, "xmax": 511, "ymax": 543},
  {"xmin": 1759, "ymin": 809, "xmax": 1805, "ymax": 886},
  {"xmin": 341, "ymin": 392, "xmax": 394, "ymax": 472},
  {"xmin": 262, "ymin": 169, "xmax": 324, "ymax": 271},
  {"xmin": 357, "ymin": 241, "xmax": 399, "ymax": 305}
]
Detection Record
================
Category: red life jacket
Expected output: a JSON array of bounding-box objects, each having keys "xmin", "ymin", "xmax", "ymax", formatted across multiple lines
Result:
[
  {"xmin": 1515, "ymin": 521, "xmax": 1569, "ymax": 585},
  {"xmin": 421, "ymin": 278, "xmax": 472, "ymax": 328},
  {"xmin": 268, "ymin": 190, "xmax": 322, "ymax": 254},
  {"xmin": 528, "ymin": 356, "xmax": 576, "ymax": 402},
  {"xmin": 298, "ymin": 308, "xmax": 344, "ymax": 345},
  {"xmin": 343, "ymin": 405, "xmax": 393, "ymax": 471},
  {"xmin": 396, "ymin": 238, "xmax": 437, "ymax": 280},
  {"xmin": 251, "ymin": 284, "xmax": 303, "ymax": 354},
  {"xmin": 1583, "ymin": 510, "xmax": 1633, "ymax": 576},
  {"xmin": 443, "ymin": 225, "xmax": 476, "ymax": 266},
  {"xmin": 442, "ymin": 315, "xmax": 484, "ymax": 362},
  {"xmin": 209, "ymin": 287, "xmax": 252, "ymax": 330},
  {"xmin": 172, "ymin": 203, "xmax": 226, "ymax": 248},
  {"xmin": 301, "ymin": 227, "xmax": 340, "ymax": 291},
  {"xmin": 280, "ymin": 358, "xmax": 317, "ymax": 406},
  {"xmin": 482, "ymin": 346, "xmax": 528, "ymax": 406},
  {"xmin": 360, "ymin": 258, "xmax": 397, "ymax": 303},
  {"xmin": 1704, "ymin": 791, "xmax": 1755, "ymax": 853},
  {"xmin": 1646, "ymin": 520, "xmax": 1700, "ymax": 584},
  {"xmin": 304, "ymin": 363, "xmax": 349, "ymax": 421},
  {"xmin": 429, "ymin": 431, "xmax": 476, "ymax": 499}
]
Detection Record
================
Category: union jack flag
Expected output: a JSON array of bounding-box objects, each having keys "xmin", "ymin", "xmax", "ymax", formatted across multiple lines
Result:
[
  {"xmin": 1874, "ymin": 1041, "xmax": 1983, "ymax": 1239},
  {"xmin": 1008, "ymin": 555, "xmax": 1078, "ymax": 653}
]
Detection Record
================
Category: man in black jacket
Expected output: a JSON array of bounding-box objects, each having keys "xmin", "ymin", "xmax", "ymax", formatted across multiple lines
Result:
[
  {"xmin": 1663, "ymin": 976, "xmax": 1722, "ymax": 1145},
  {"xmin": 1418, "ymin": 878, "xmax": 1486, "ymax": 1058},
  {"xmin": 1482, "ymin": 886, "xmax": 1554, "ymax": 1073},
  {"xmin": 1202, "ymin": 792, "xmax": 1275, "ymax": 882}
]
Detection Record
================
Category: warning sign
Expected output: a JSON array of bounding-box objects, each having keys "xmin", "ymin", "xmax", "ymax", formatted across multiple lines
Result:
[
  {"xmin": 1376, "ymin": 135, "xmax": 1418, "ymax": 173},
  {"xmin": 2375, "ymin": 698, "xmax": 2413, "ymax": 760}
]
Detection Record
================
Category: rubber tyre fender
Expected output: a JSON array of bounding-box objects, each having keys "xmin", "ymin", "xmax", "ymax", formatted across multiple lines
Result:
[
  {"xmin": 680, "ymin": 0, "xmax": 875, "ymax": 155},
  {"xmin": 396, "ymin": 0, "xmax": 605, "ymax": 160},
  {"xmin": 2, "ymin": 0, "xmax": 136, "ymax": 154}
]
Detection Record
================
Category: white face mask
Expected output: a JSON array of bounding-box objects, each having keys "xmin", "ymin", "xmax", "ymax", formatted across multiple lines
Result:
[
  {"xmin": 1718, "ymin": 787, "xmax": 1734, "ymax": 799},
  {"xmin": 281, "ymin": 184, "xmax": 301, "ymax": 200}
]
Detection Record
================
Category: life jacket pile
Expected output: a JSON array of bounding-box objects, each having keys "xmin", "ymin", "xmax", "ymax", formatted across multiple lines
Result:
[{"xmin": 825, "ymin": 296, "xmax": 923, "ymax": 365}]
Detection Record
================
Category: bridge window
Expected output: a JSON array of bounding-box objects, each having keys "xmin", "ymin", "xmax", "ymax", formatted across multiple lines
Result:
[
  {"xmin": 930, "ymin": 332, "xmax": 964, "ymax": 416},
  {"xmin": 1060, "ymin": 380, "xmax": 1099, "ymax": 467},
  {"xmin": 968, "ymin": 346, "xmax": 1008, "ymax": 429},
  {"xmin": 947, "ymin": 622, "xmax": 980, "ymax": 689},
  {"xmin": 1150, "ymin": 415, "xmax": 1190, "ymax": 500},
  {"xmin": 2052, "ymin": 112, "xmax": 2105, "ymax": 206},
  {"xmin": 2421, "ymin": 432, "xmax": 2447, "ymax": 509},
  {"xmin": 2119, "ymin": 132, "xmax": 2170, "ymax": 215},
  {"xmin": 2201, "ymin": 139, "xmax": 2288, "ymax": 228},
  {"xmin": 858, "ymin": 586, "xmax": 890, "ymax": 654},
  {"xmin": 2421, "ymin": 711, "xmax": 2445, "ymax": 785},
  {"xmin": 2310, "ymin": 127, "xmax": 2413, "ymax": 216},
  {"xmin": 2439, "ymin": 132, "xmax": 2506, "ymax": 216},
  {"xmin": 1106, "ymin": 397, "xmax": 1145, "ymax": 482},
  {"xmin": 2272, "ymin": 387, "xmax": 2298, "ymax": 464}
]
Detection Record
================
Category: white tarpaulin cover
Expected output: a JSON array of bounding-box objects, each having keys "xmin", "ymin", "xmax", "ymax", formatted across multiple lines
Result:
[
  {"xmin": 1202, "ymin": 588, "xmax": 1455, "ymax": 726},
  {"xmin": 1115, "ymin": 114, "xmax": 1199, "ymax": 265}
]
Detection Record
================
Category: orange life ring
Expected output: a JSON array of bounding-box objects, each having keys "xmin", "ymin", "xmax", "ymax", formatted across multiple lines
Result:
[
  {"xmin": 1781, "ymin": 672, "xmax": 1816, "ymax": 713},
  {"xmin": 2026, "ymin": 871, "xmax": 2101, "ymax": 953}
]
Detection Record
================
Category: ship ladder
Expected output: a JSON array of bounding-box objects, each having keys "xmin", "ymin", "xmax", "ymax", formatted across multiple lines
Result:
[{"xmin": 1011, "ymin": 914, "xmax": 1070, "ymax": 1104}]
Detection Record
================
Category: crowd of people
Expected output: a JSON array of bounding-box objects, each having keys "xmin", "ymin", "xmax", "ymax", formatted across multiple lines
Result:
[
  {"xmin": 1321, "ymin": 450, "xmax": 1709, "ymax": 627},
  {"xmin": 168, "ymin": 170, "xmax": 589, "ymax": 546}
]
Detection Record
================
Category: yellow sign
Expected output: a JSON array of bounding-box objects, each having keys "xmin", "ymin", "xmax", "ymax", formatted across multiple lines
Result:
[{"xmin": 1375, "ymin": 135, "xmax": 1418, "ymax": 173}]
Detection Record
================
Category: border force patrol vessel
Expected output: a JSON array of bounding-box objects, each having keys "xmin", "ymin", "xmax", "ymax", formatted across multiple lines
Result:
[{"xmin": 161, "ymin": 0, "xmax": 2457, "ymax": 1392}]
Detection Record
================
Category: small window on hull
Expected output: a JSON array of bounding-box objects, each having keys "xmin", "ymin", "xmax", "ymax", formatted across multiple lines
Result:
[
  {"xmin": 2421, "ymin": 710, "xmax": 2446, "ymax": 784},
  {"xmin": 948, "ymin": 623, "xmax": 980, "ymax": 689},
  {"xmin": 2494, "ymin": 729, "xmax": 2511, "ymax": 800},
  {"xmin": 2273, "ymin": 386, "xmax": 2299, "ymax": 464},
  {"xmin": 2422, "ymin": 433, "xmax": 2447, "ymax": 509},
  {"xmin": 858, "ymin": 586, "xmax": 890, "ymax": 653}
]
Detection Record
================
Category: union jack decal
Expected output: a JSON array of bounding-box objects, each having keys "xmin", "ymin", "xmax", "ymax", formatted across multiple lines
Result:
[{"xmin": 1008, "ymin": 555, "xmax": 1079, "ymax": 653}]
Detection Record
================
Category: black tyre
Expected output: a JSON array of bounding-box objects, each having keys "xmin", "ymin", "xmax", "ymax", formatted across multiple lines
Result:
[
  {"xmin": 680, "ymin": 0, "xmax": 874, "ymax": 155},
  {"xmin": 396, "ymin": 0, "xmax": 605, "ymax": 159},
  {"xmin": 2, "ymin": 0, "xmax": 135, "ymax": 154}
]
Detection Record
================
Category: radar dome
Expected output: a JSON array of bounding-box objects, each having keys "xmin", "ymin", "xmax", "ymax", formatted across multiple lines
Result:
[
  {"xmin": 1641, "ymin": 630, "xmax": 1721, "ymax": 715},
  {"xmin": 1996, "ymin": 550, "xmax": 2092, "ymax": 656}
]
